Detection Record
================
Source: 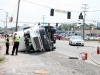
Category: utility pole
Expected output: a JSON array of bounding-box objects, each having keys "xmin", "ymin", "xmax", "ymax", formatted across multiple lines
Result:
[
  {"xmin": 6, "ymin": 12, "xmax": 8, "ymax": 34},
  {"xmin": 41, "ymin": 15, "xmax": 46, "ymax": 25},
  {"xmin": 3, "ymin": 21, "xmax": 5, "ymax": 32},
  {"xmin": 16, "ymin": 0, "xmax": 21, "ymax": 32},
  {"xmin": 0, "ymin": 9, "xmax": 8, "ymax": 34},
  {"xmin": 81, "ymin": 4, "xmax": 89, "ymax": 40}
]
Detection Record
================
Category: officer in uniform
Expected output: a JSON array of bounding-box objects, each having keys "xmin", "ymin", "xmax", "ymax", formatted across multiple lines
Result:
[
  {"xmin": 24, "ymin": 35, "xmax": 29, "ymax": 53},
  {"xmin": 11, "ymin": 33, "xmax": 20, "ymax": 55},
  {"xmin": 5, "ymin": 34, "xmax": 10, "ymax": 55}
]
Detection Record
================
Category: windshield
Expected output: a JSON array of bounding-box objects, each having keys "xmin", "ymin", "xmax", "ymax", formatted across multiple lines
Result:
[{"xmin": 71, "ymin": 36, "xmax": 82, "ymax": 40}]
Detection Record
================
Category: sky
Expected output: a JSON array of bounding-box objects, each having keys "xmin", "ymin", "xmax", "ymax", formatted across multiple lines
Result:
[{"xmin": 0, "ymin": 0, "xmax": 100, "ymax": 28}]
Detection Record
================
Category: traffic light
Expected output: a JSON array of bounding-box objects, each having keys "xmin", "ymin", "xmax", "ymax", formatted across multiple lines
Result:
[
  {"xmin": 56, "ymin": 23, "xmax": 58, "ymax": 27},
  {"xmin": 9, "ymin": 17, "xmax": 13, "ymax": 22},
  {"xmin": 38, "ymin": 22, "xmax": 40, "ymax": 25},
  {"xmin": 78, "ymin": 23, "xmax": 81, "ymax": 24},
  {"xmin": 67, "ymin": 12, "xmax": 71, "ymax": 19},
  {"xmin": 79, "ymin": 13, "xmax": 83, "ymax": 19},
  {"xmin": 50, "ymin": 9, "xmax": 54, "ymax": 16}
]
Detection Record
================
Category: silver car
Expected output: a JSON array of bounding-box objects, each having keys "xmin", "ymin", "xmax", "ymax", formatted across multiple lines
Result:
[{"xmin": 69, "ymin": 36, "xmax": 84, "ymax": 46}]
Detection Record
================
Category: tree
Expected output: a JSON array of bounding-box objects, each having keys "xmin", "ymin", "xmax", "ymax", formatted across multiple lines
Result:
[
  {"xmin": 57, "ymin": 24, "xmax": 69, "ymax": 31},
  {"xmin": 57, "ymin": 23, "xmax": 80, "ymax": 31},
  {"xmin": 88, "ymin": 23, "xmax": 96, "ymax": 30}
]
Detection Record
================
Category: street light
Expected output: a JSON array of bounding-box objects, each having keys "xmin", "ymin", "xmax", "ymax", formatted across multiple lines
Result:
[{"xmin": 0, "ymin": 9, "xmax": 8, "ymax": 34}]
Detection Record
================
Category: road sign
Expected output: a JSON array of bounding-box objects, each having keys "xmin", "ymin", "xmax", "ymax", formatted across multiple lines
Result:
[
  {"xmin": 41, "ymin": 22, "xmax": 48, "ymax": 24},
  {"xmin": 55, "ymin": 9, "xmax": 67, "ymax": 14}
]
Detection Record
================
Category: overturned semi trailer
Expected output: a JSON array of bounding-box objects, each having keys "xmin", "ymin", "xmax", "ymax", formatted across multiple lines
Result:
[{"xmin": 13, "ymin": 25, "xmax": 56, "ymax": 52}]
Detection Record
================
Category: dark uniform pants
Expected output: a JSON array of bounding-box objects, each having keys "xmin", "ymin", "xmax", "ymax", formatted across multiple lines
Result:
[
  {"xmin": 12, "ymin": 42, "xmax": 19, "ymax": 55},
  {"xmin": 6, "ymin": 43, "xmax": 9, "ymax": 54}
]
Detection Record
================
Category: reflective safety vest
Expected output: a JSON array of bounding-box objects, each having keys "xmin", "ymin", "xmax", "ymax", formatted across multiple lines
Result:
[
  {"xmin": 5, "ymin": 38, "xmax": 9, "ymax": 43},
  {"xmin": 28, "ymin": 38, "xmax": 32, "ymax": 46},
  {"xmin": 14, "ymin": 35, "xmax": 20, "ymax": 42}
]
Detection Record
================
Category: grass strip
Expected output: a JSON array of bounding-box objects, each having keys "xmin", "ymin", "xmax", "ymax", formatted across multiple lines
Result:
[{"xmin": 0, "ymin": 57, "xmax": 5, "ymax": 62}]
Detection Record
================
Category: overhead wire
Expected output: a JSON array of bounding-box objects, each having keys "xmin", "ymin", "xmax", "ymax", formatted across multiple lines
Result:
[
  {"xmin": 23, "ymin": 0, "xmax": 51, "ymax": 8},
  {"xmin": 11, "ymin": 2, "xmax": 18, "ymax": 17},
  {"xmin": 34, "ymin": 0, "xmax": 82, "ymax": 8},
  {"xmin": 23, "ymin": 0, "xmax": 81, "ymax": 13},
  {"xmin": 7, "ymin": 0, "xmax": 100, "ymax": 23},
  {"xmin": 23, "ymin": 0, "xmax": 100, "ymax": 13},
  {"xmin": 87, "ymin": 10, "xmax": 100, "ymax": 12}
]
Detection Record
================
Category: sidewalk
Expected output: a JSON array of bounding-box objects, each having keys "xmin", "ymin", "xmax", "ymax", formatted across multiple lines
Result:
[{"xmin": 0, "ymin": 44, "xmax": 5, "ymax": 58}]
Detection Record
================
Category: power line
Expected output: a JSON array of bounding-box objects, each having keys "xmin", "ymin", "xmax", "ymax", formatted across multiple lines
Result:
[
  {"xmin": 23, "ymin": 0, "xmax": 100, "ymax": 13},
  {"xmin": 25, "ymin": 0, "xmax": 100, "ymax": 10},
  {"xmin": 23, "ymin": 0, "xmax": 51, "ymax": 8},
  {"xmin": 23, "ymin": 0, "xmax": 80, "ymax": 13},
  {"xmin": 36, "ymin": 0, "xmax": 82, "ymax": 8},
  {"xmin": 87, "ymin": 10, "xmax": 100, "ymax": 12},
  {"xmin": 11, "ymin": 3, "xmax": 18, "ymax": 16}
]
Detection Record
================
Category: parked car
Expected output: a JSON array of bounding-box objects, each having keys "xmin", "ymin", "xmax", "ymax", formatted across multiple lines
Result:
[
  {"xmin": 95, "ymin": 34, "xmax": 100, "ymax": 37},
  {"xmin": 8, "ymin": 34, "xmax": 13, "ymax": 37},
  {"xmin": 54, "ymin": 34, "xmax": 62, "ymax": 40},
  {"xmin": 59, "ymin": 33, "xmax": 66, "ymax": 37},
  {"xmin": 69, "ymin": 36, "xmax": 84, "ymax": 46}
]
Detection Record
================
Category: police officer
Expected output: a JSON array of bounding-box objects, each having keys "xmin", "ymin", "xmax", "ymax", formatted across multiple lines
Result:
[
  {"xmin": 24, "ymin": 35, "xmax": 29, "ymax": 53},
  {"xmin": 11, "ymin": 33, "xmax": 20, "ymax": 55},
  {"xmin": 5, "ymin": 34, "xmax": 10, "ymax": 55}
]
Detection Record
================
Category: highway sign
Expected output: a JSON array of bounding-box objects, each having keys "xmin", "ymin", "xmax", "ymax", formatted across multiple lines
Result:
[{"xmin": 41, "ymin": 22, "xmax": 48, "ymax": 24}]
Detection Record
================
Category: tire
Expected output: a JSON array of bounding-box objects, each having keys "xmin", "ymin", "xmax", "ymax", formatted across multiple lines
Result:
[
  {"xmin": 69, "ymin": 42, "xmax": 70, "ymax": 45},
  {"xmin": 59, "ymin": 38, "xmax": 60, "ymax": 40},
  {"xmin": 69, "ymin": 41, "xmax": 72, "ymax": 46},
  {"xmin": 82, "ymin": 44, "xmax": 84, "ymax": 46},
  {"xmin": 70, "ymin": 42, "xmax": 73, "ymax": 46}
]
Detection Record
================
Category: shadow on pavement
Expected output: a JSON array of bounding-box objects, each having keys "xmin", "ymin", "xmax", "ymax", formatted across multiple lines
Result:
[
  {"xmin": 19, "ymin": 50, "xmax": 55, "ymax": 56},
  {"xmin": 71, "ymin": 45, "xmax": 95, "ymax": 48}
]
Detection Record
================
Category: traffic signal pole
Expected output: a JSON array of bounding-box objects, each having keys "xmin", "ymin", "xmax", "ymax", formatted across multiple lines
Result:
[
  {"xmin": 6, "ymin": 12, "xmax": 8, "ymax": 34},
  {"xmin": 0, "ymin": 9, "xmax": 8, "ymax": 34},
  {"xmin": 81, "ymin": 4, "xmax": 88, "ymax": 40},
  {"xmin": 41, "ymin": 15, "xmax": 46, "ymax": 26}
]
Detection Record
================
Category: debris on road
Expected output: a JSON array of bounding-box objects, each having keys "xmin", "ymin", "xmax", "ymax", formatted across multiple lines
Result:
[
  {"xmin": 34, "ymin": 70, "xmax": 49, "ymax": 74},
  {"xmin": 68, "ymin": 57, "xmax": 79, "ymax": 59}
]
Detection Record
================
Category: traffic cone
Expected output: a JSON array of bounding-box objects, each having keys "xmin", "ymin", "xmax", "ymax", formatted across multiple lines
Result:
[
  {"xmin": 80, "ymin": 52, "xmax": 88, "ymax": 60},
  {"xmin": 84, "ymin": 52, "xmax": 88, "ymax": 60},
  {"xmin": 97, "ymin": 46, "xmax": 100, "ymax": 54}
]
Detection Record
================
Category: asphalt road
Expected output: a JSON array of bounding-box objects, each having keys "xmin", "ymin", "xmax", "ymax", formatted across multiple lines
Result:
[
  {"xmin": 55, "ymin": 40, "xmax": 100, "ymax": 66},
  {"xmin": 0, "ymin": 38, "xmax": 100, "ymax": 75}
]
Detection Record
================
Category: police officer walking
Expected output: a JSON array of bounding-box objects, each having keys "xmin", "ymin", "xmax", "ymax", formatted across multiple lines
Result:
[
  {"xmin": 11, "ymin": 33, "xmax": 20, "ymax": 55},
  {"xmin": 5, "ymin": 34, "xmax": 10, "ymax": 55}
]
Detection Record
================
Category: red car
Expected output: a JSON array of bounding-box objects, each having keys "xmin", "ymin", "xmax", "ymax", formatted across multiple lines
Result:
[
  {"xmin": 95, "ymin": 34, "xmax": 100, "ymax": 37},
  {"xmin": 54, "ymin": 34, "xmax": 62, "ymax": 40}
]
